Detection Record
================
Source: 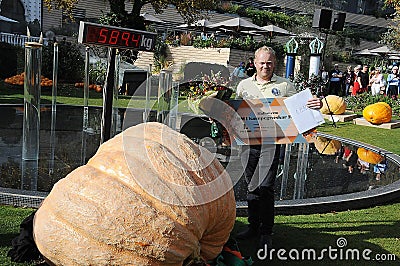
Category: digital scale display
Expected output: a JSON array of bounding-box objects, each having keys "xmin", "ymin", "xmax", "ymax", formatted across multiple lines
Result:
[{"xmin": 78, "ymin": 21, "xmax": 156, "ymax": 51}]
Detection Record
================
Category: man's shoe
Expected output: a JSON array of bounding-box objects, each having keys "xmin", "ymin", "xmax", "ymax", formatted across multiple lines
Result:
[
  {"xmin": 258, "ymin": 234, "xmax": 273, "ymax": 250},
  {"xmin": 235, "ymin": 227, "xmax": 258, "ymax": 240}
]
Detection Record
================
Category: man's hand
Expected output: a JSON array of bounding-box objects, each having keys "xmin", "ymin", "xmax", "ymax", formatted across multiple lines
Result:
[{"xmin": 307, "ymin": 98, "xmax": 322, "ymax": 109}]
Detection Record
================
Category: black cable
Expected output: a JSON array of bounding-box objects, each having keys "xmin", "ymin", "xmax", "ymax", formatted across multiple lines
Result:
[
  {"xmin": 323, "ymin": 96, "xmax": 337, "ymax": 128},
  {"xmin": 320, "ymin": 138, "xmax": 333, "ymax": 155}
]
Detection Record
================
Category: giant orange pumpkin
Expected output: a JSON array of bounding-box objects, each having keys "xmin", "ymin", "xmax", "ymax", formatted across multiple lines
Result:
[
  {"xmin": 320, "ymin": 95, "xmax": 347, "ymax": 115},
  {"xmin": 362, "ymin": 102, "xmax": 392, "ymax": 124},
  {"xmin": 357, "ymin": 147, "xmax": 384, "ymax": 164},
  {"xmin": 314, "ymin": 136, "xmax": 342, "ymax": 155},
  {"xmin": 33, "ymin": 122, "xmax": 236, "ymax": 265}
]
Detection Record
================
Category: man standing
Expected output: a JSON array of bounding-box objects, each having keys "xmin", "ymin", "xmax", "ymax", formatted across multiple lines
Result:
[
  {"xmin": 357, "ymin": 65, "xmax": 370, "ymax": 93},
  {"xmin": 235, "ymin": 46, "xmax": 321, "ymax": 248},
  {"xmin": 329, "ymin": 64, "xmax": 343, "ymax": 96},
  {"xmin": 386, "ymin": 65, "xmax": 400, "ymax": 98},
  {"xmin": 343, "ymin": 65, "xmax": 355, "ymax": 96},
  {"xmin": 245, "ymin": 57, "xmax": 256, "ymax": 77}
]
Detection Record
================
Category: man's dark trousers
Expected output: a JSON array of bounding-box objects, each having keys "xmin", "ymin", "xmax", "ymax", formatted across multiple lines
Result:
[{"xmin": 244, "ymin": 144, "xmax": 281, "ymax": 235}]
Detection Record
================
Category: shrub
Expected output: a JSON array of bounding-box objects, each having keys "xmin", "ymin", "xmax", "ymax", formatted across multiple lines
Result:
[
  {"xmin": 192, "ymin": 36, "xmax": 285, "ymax": 56},
  {"xmin": 153, "ymin": 37, "xmax": 170, "ymax": 73},
  {"xmin": 0, "ymin": 42, "xmax": 23, "ymax": 79},
  {"xmin": 42, "ymin": 40, "xmax": 84, "ymax": 83},
  {"xmin": 89, "ymin": 60, "xmax": 107, "ymax": 85},
  {"xmin": 293, "ymin": 72, "xmax": 327, "ymax": 96},
  {"xmin": 345, "ymin": 93, "xmax": 400, "ymax": 117},
  {"xmin": 192, "ymin": 36, "xmax": 219, "ymax": 48}
]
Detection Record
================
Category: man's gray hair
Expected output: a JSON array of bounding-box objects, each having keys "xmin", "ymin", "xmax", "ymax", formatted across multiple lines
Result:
[{"xmin": 254, "ymin": 46, "xmax": 276, "ymax": 59}]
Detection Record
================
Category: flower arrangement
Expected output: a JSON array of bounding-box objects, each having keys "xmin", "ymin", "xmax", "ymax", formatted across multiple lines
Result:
[{"xmin": 186, "ymin": 70, "xmax": 232, "ymax": 114}]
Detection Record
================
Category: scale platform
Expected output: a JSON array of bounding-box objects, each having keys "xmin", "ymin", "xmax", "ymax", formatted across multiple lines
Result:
[
  {"xmin": 322, "ymin": 111, "xmax": 358, "ymax": 122},
  {"xmin": 353, "ymin": 117, "xmax": 400, "ymax": 129}
]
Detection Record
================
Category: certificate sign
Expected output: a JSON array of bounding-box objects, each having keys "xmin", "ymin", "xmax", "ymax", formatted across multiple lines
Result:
[
  {"xmin": 283, "ymin": 89, "xmax": 325, "ymax": 133},
  {"xmin": 228, "ymin": 98, "xmax": 317, "ymax": 145}
]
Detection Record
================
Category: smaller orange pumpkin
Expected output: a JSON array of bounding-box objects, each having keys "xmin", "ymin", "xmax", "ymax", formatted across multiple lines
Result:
[
  {"xmin": 357, "ymin": 147, "xmax": 384, "ymax": 164},
  {"xmin": 95, "ymin": 85, "xmax": 102, "ymax": 93},
  {"xmin": 5, "ymin": 72, "xmax": 52, "ymax": 87},
  {"xmin": 314, "ymin": 136, "xmax": 342, "ymax": 155},
  {"xmin": 320, "ymin": 95, "xmax": 347, "ymax": 115},
  {"xmin": 362, "ymin": 102, "xmax": 392, "ymax": 124},
  {"xmin": 74, "ymin": 82, "xmax": 85, "ymax": 88}
]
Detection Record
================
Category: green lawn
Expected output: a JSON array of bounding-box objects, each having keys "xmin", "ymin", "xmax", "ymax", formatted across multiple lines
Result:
[
  {"xmin": 0, "ymin": 82, "xmax": 147, "ymax": 108},
  {"xmin": 318, "ymin": 120, "xmax": 400, "ymax": 155},
  {"xmin": 1, "ymin": 203, "xmax": 399, "ymax": 265},
  {"xmin": 235, "ymin": 202, "xmax": 400, "ymax": 265},
  {"xmin": 1, "ymin": 82, "xmax": 400, "ymax": 265},
  {"xmin": 0, "ymin": 207, "xmax": 36, "ymax": 266},
  {"xmin": 0, "ymin": 81, "xmax": 196, "ymax": 112}
]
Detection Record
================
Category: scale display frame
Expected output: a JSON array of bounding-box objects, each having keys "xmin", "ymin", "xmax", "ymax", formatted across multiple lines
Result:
[{"xmin": 78, "ymin": 21, "xmax": 156, "ymax": 51}]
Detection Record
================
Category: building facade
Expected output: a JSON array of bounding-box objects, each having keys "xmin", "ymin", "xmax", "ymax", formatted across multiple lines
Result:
[
  {"xmin": 0, "ymin": 0, "xmax": 110, "ymax": 34},
  {"xmin": 0, "ymin": 1, "xmax": 393, "ymax": 37},
  {"xmin": 41, "ymin": 0, "xmax": 111, "ymax": 34},
  {"xmin": 0, "ymin": 0, "xmax": 41, "ymax": 33}
]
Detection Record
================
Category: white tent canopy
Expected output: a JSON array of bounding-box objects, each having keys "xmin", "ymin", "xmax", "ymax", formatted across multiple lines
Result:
[
  {"xmin": 140, "ymin": 13, "xmax": 165, "ymax": 24},
  {"xmin": 208, "ymin": 17, "xmax": 265, "ymax": 32},
  {"xmin": 388, "ymin": 55, "xmax": 400, "ymax": 60},
  {"xmin": 177, "ymin": 19, "xmax": 213, "ymax": 29},
  {"xmin": 353, "ymin": 48, "xmax": 380, "ymax": 56},
  {"xmin": 0, "ymin": 15, "xmax": 18, "ymax": 23},
  {"xmin": 260, "ymin": 25, "xmax": 294, "ymax": 36},
  {"xmin": 370, "ymin": 45, "xmax": 400, "ymax": 55}
]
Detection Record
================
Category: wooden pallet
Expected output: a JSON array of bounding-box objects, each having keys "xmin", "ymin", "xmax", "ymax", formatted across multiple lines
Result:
[
  {"xmin": 353, "ymin": 117, "xmax": 400, "ymax": 129},
  {"xmin": 322, "ymin": 112, "xmax": 358, "ymax": 122}
]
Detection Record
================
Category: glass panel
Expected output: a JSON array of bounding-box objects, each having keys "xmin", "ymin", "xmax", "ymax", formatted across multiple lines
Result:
[{"xmin": 0, "ymin": 105, "xmax": 399, "ymax": 208}]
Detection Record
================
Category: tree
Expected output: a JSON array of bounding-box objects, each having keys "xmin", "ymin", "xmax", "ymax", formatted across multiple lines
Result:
[
  {"xmin": 382, "ymin": 0, "xmax": 400, "ymax": 50},
  {"xmin": 43, "ymin": 0, "xmax": 219, "ymax": 29}
]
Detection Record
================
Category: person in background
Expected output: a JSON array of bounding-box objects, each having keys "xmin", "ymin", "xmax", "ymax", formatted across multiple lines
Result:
[
  {"xmin": 368, "ymin": 67, "xmax": 376, "ymax": 92},
  {"xmin": 231, "ymin": 62, "xmax": 246, "ymax": 83},
  {"xmin": 245, "ymin": 57, "xmax": 256, "ymax": 77},
  {"xmin": 320, "ymin": 66, "xmax": 330, "ymax": 95},
  {"xmin": 369, "ymin": 67, "xmax": 385, "ymax": 95},
  {"xmin": 342, "ymin": 146, "xmax": 357, "ymax": 174},
  {"xmin": 357, "ymin": 158, "xmax": 370, "ymax": 175},
  {"xmin": 351, "ymin": 65, "xmax": 361, "ymax": 96},
  {"xmin": 374, "ymin": 160, "xmax": 388, "ymax": 181},
  {"xmin": 357, "ymin": 65, "xmax": 369, "ymax": 94},
  {"xmin": 321, "ymin": 66, "xmax": 329, "ymax": 84},
  {"xmin": 343, "ymin": 65, "xmax": 354, "ymax": 96},
  {"xmin": 235, "ymin": 46, "xmax": 322, "ymax": 249},
  {"xmin": 386, "ymin": 65, "xmax": 400, "ymax": 99},
  {"xmin": 329, "ymin": 64, "xmax": 343, "ymax": 96}
]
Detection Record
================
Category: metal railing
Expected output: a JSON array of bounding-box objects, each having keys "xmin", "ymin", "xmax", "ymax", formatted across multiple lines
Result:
[{"xmin": 0, "ymin": 32, "xmax": 48, "ymax": 47}]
